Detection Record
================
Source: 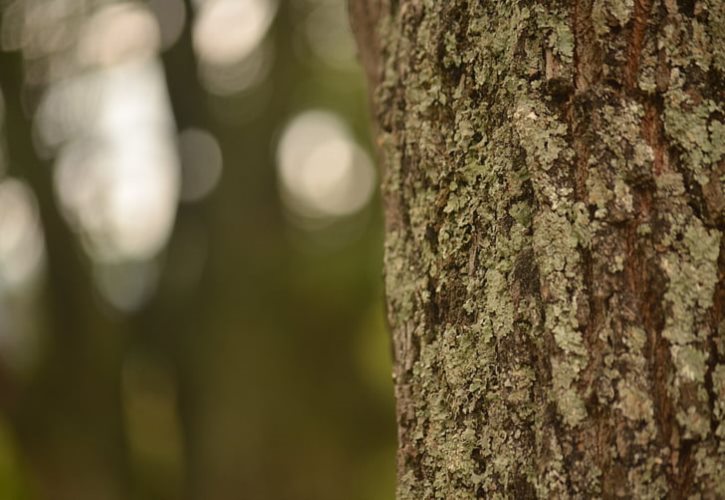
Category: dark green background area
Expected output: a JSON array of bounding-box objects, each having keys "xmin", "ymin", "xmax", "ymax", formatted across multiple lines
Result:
[{"xmin": 0, "ymin": 1, "xmax": 396, "ymax": 498}]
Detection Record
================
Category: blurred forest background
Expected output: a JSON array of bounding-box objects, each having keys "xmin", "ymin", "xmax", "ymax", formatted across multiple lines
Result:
[{"xmin": 0, "ymin": 0, "xmax": 395, "ymax": 499}]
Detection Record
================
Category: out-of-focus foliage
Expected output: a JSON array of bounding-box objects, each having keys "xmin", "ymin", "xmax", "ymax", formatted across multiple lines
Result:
[{"xmin": 0, "ymin": 0, "xmax": 395, "ymax": 498}]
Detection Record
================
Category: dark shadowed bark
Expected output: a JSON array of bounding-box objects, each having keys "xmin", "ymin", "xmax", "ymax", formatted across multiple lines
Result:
[{"xmin": 350, "ymin": 0, "xmax": 724, "ymax": 497}]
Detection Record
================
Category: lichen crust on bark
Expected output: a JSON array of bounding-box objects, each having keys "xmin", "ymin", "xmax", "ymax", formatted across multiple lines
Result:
[{"xmin": 350, "ymin": 0, "xmax": 725, "ymax": 497}]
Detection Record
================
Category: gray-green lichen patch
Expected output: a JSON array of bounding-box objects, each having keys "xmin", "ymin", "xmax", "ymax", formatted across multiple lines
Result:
[
  {"xmin": 661, "ymin": 222, "xmax": 720, "ymax": 345},
  {"xmin": 663, "ymin": 94, "xmax": 722, "ymax": 185}
]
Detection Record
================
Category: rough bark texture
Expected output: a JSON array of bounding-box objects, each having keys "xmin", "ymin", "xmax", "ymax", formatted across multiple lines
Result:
[{"xmin": 350, "ymin": 0, "xmax": 724, "ymax": 497}]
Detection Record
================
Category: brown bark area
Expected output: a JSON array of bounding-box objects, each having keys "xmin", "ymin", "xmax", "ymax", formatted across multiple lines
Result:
[{"xmin": 350, "ymin": 0, "xmax": 724, "ymax": 497}]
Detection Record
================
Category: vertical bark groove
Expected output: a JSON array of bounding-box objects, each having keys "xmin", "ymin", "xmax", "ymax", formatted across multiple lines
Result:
[{"xmin": 625, "ymin": 0, "xmax": 654, "ymax": 89}]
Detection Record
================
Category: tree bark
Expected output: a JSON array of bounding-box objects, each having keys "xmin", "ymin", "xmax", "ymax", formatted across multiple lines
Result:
[{"xmin": 350, "ymin": 0, "xmax": 724, "ymax": 497}]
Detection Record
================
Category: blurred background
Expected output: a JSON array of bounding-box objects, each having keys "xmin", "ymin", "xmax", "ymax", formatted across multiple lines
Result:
[{"xmin": 0, "ymin": 0, "xmax": 395, "ymax": 498}]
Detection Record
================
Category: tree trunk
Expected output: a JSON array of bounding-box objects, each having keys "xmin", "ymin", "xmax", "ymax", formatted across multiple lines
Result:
[{"xmin": 350, "ymin": 0, "xmax": 724, "ymax": 497}]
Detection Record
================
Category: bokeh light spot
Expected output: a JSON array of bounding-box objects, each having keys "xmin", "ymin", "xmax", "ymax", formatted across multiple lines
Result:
[
  {"xmin": 50, "ymin": 60, "xmax": 179, "ymax": 263},
  {"xmin": 178, "ymin": 128, "xmax": 223, "ymax": 203},
  {"xmin": 78, "ymin": 3, "xmax": 161, "ymax": 67},
  {"xmin": 0, "ymin": 178, "xmax": 45, "ymax": 290},
  {"xmin": 94, "ymin": 260, "xmax": 159, "ymax": 313},
  {"xmin": 193, "ymin": 0, "xmax": 277, "ymax": 67},
  {"xmin": 193, "ymin": 0, "xmax": 277, "ymax": 96},
  {"xmin": 276, "ymin": 110, "xmax": 375, "ymax": 220},
  {"xmin": 198, "ymin": 40, "xmax": 273, "ymax": 96}
]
